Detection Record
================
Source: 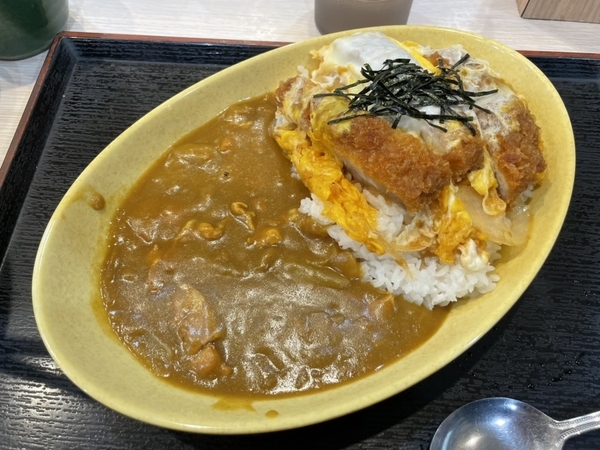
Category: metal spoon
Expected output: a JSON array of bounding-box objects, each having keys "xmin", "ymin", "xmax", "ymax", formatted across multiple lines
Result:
[{"xmin": 430, "ymin": 397, "xmax": 600, "ymax": 450}]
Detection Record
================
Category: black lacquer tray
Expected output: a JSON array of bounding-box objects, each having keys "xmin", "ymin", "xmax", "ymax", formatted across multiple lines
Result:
[{"xmin": 1, "ymin": 32, "xmax": 600, "ymax": 449}]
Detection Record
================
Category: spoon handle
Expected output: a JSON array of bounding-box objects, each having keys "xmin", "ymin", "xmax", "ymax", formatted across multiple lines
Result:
[{"xmin": 557, "ymin": 411, "xmax": 600, "ymax": 442}]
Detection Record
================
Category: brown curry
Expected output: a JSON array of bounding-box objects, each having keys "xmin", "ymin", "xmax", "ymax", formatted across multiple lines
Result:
[{"xmin": 100, "ymin": 93, "xmax": 449, "ymax": 398}]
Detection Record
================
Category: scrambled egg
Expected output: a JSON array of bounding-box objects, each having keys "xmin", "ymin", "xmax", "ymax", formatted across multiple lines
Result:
[
  {"xmin": 436, "ymin": 184, "xmax": 488, "ymax": 268},
  {"xmin": 276, "ymin": 94, "xmax": 387, "ymax": 256},
  {"xmin": 468, "ymin": 150, "xmax": 507, "ymax": 216}
]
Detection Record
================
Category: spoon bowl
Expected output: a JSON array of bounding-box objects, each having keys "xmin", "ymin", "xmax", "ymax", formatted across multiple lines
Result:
[{"xmin": 430, "ymin": 397, "xmax": 600, "ymax": 450}]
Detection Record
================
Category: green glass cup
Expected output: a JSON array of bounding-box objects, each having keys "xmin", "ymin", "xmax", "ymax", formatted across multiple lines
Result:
[{"xmin": 0, "ymin": 0, "xmax": 69, "ymax": 60}]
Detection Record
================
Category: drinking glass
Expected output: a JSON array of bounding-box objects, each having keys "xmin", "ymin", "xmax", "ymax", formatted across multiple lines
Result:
[
  {"xmin": 0, "ymin": 0, "xmax": 69, "ymax": 60},
  {"xmin": 315, "ymin": 0, "xmax": 413, "ymax": 34}
]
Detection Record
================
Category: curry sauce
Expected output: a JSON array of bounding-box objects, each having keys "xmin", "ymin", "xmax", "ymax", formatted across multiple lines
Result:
[{"xmin": 100, "ymin": 94, "xmax": 449, "ymax": 398}]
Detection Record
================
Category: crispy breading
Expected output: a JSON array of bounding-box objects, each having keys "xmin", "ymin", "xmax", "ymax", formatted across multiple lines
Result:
[
  {"xmin": 326, "ymin": 116, "xmax": 453, "ymax": 212},
  {"xmin": 441, "ymin": 132, "xmax": 486, "ymax": 182},
  {"xmin": 475, "ymin": 97, "xmax": 546, "ymax": 204}
]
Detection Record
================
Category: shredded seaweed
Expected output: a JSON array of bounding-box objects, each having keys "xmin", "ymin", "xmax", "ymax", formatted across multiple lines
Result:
[{"xmin": 314, "ymin": 54, "xmax": 498, "ymax": 135}]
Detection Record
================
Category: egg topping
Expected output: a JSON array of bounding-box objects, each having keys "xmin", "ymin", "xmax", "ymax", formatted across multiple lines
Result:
[{"xmin": 274, "ymin": 31, "xmax": 544, "ymax": 274}]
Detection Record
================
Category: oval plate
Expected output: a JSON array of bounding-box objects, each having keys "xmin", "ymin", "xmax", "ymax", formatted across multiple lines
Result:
[{"xmin": 32, "ymin": 26, "xmax": 575, "ymax": 434}]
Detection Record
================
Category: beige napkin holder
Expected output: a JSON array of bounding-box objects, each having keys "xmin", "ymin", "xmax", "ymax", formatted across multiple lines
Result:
[{"xmin": 516, "ymin": 0, "xmax": 600, "ymax": 23}]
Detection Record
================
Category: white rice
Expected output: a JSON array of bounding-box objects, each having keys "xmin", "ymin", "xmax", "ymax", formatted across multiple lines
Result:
[{"xmin": 298, "ymin": 190, "xmax": 500, "ymax": 309}]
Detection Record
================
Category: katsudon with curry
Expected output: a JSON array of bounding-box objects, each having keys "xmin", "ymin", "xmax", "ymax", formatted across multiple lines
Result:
[{"xmin": 100, "ymin": 31, "xmax": 546, "ymax": 396}]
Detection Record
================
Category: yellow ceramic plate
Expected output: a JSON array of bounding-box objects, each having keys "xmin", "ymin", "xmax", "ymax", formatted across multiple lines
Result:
[{"xmin": 32, "ymin": 26, "xmax": 574, "ymax": 434}]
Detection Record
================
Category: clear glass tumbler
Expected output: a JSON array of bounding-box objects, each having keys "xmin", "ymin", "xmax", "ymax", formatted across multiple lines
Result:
[{"xmin": 315, "ymin": 0, "xmax": 413, "ymax": 35}]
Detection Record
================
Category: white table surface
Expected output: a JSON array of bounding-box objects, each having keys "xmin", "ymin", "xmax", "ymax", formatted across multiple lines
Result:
[{"xmin": 1, "ymin": 0, "xmax": 600, "ymax": 168}]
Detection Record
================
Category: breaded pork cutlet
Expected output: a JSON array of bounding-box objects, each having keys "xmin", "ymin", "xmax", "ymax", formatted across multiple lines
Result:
[
  {"xmin": 474, "ymin": 96, "xmax": 546, "ymax": 204},
  {"xmin": 320, "ymin": 115, "xmax": 486, "ymax": 212},
  {"xmin": 275, "ymin": 76, "xmax": 487, "ymax": 213}
]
